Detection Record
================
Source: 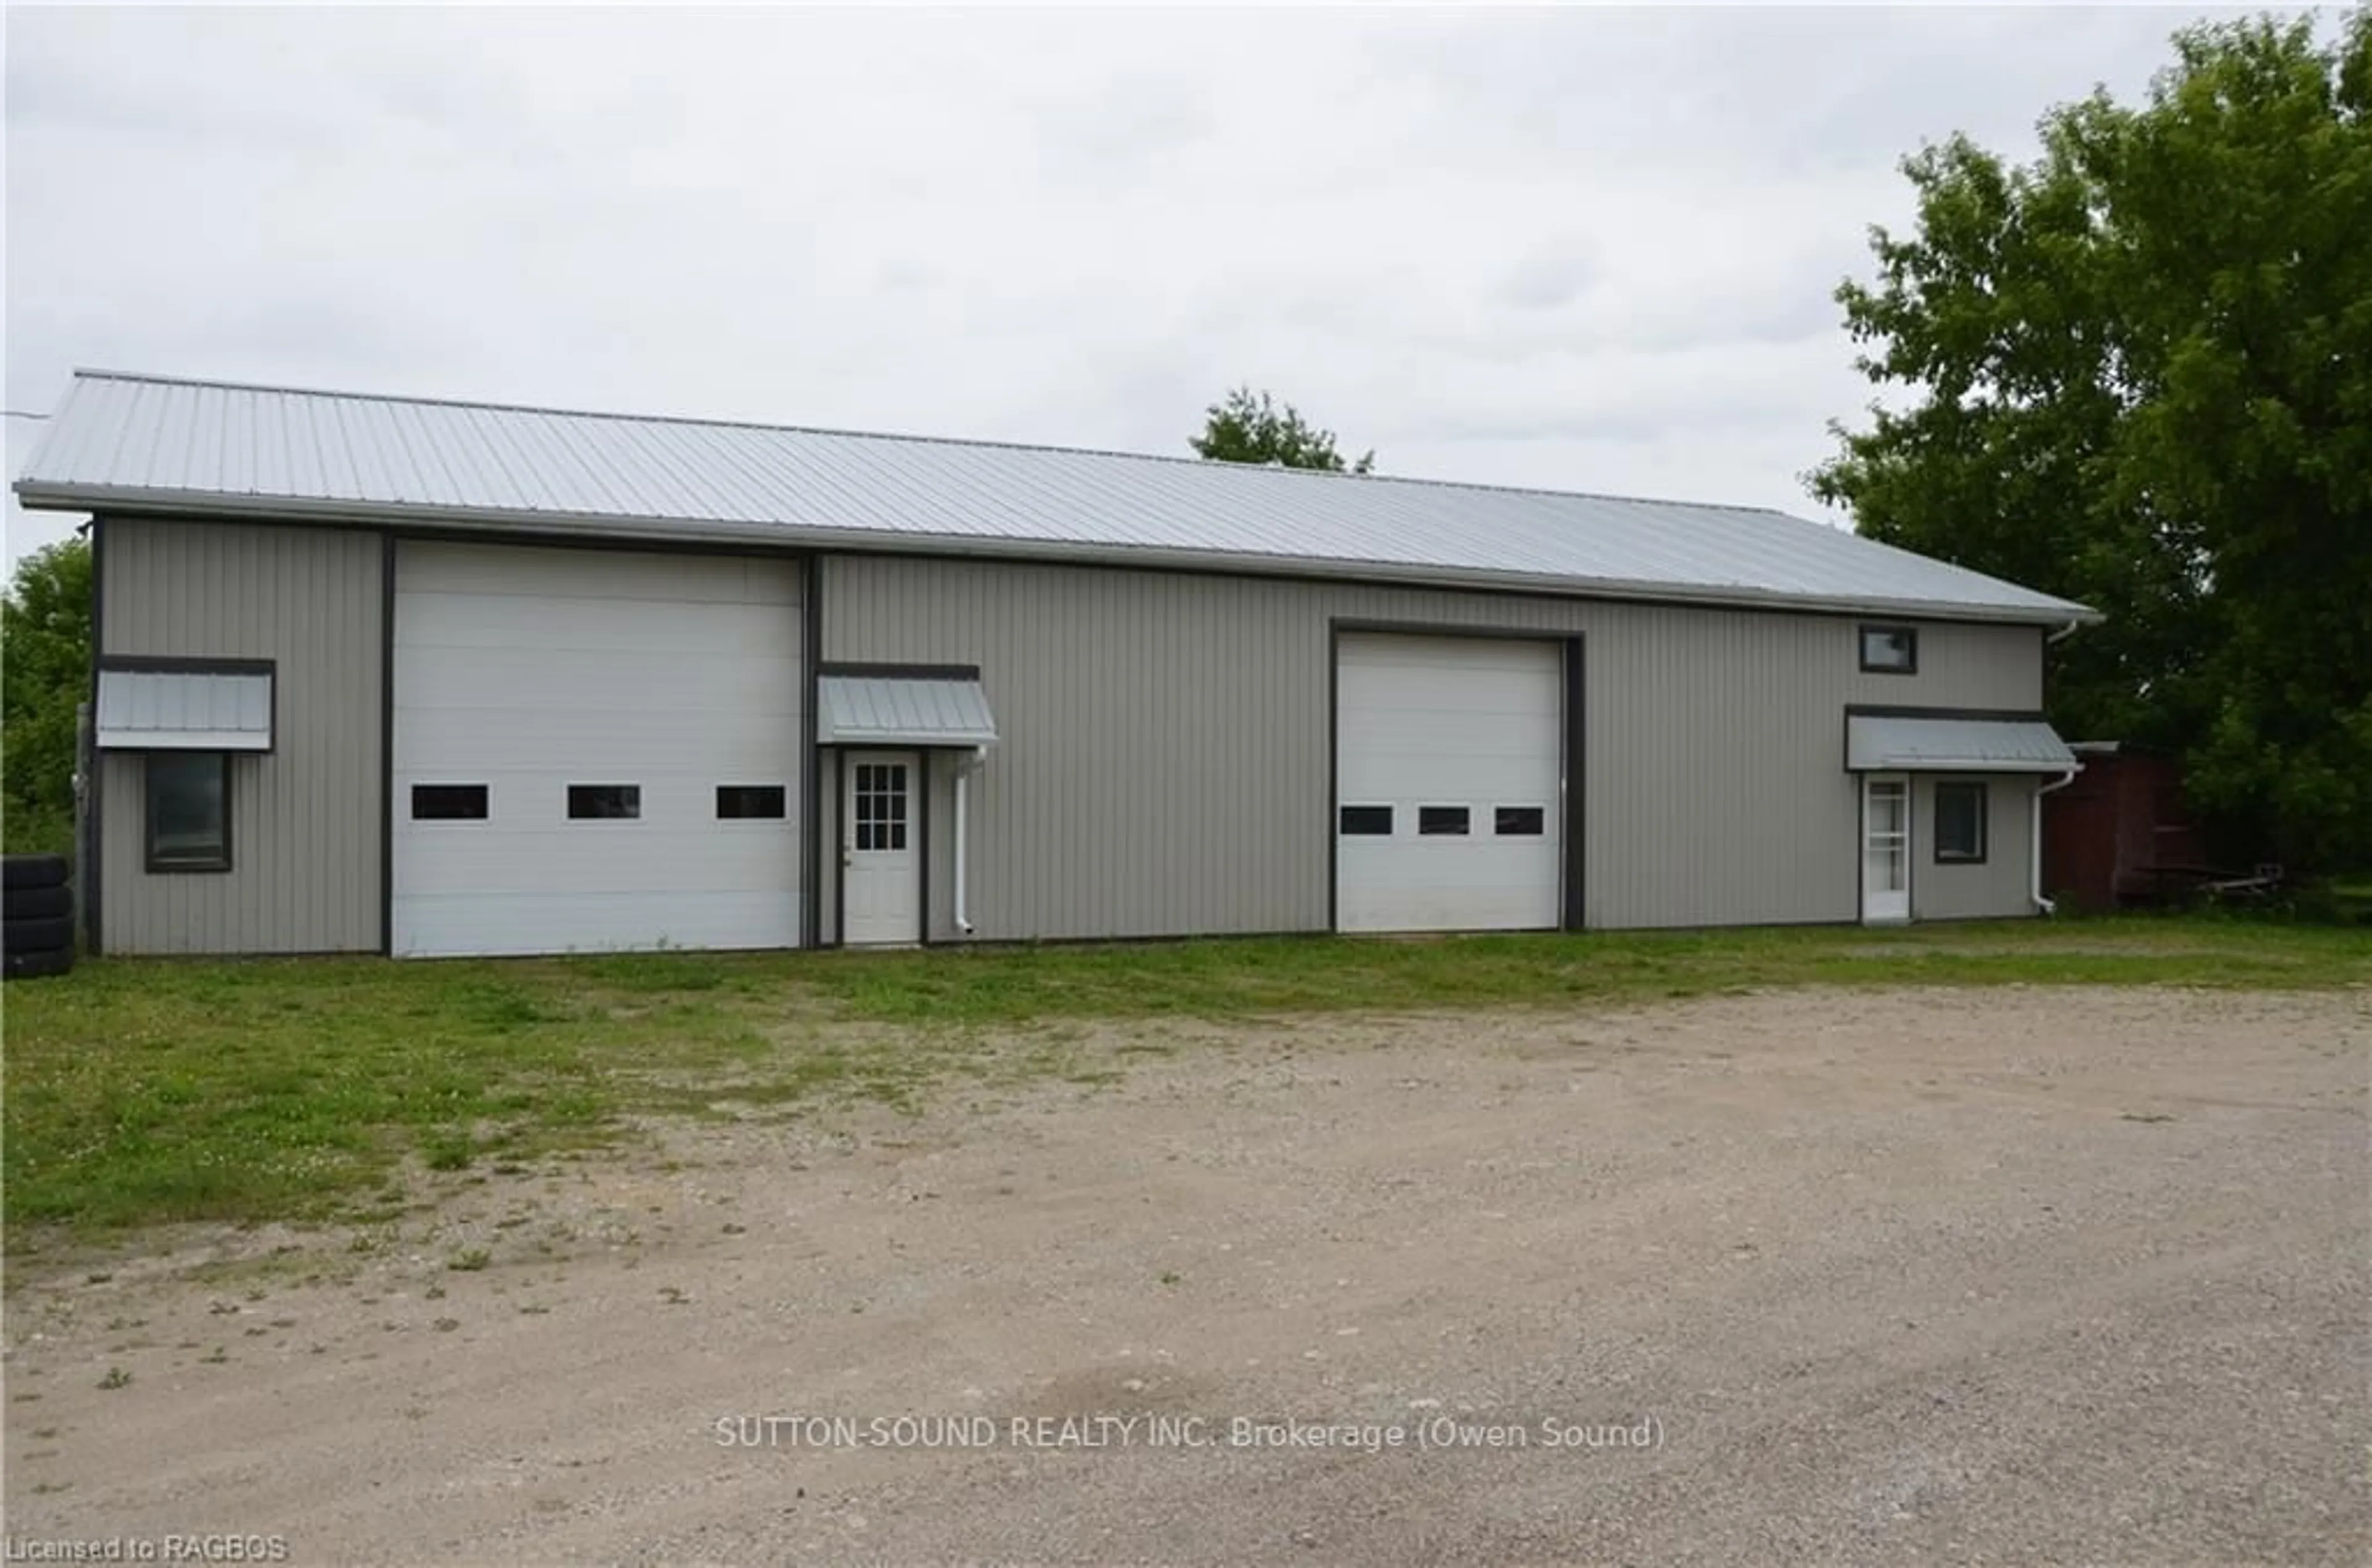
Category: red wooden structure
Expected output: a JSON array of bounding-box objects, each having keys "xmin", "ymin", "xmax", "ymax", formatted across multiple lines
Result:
[{"xmin": 2041, "ymin": 744, "xmax": 2212, "ymax": 910}]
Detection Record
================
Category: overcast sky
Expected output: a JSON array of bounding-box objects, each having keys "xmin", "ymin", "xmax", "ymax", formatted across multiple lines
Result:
[{"xmin": 2, "ymin": 4, "xmax": 2271, "ymax": 574}]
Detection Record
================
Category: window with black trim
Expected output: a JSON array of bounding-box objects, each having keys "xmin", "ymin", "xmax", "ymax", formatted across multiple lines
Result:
[
  {"xmin": 1494, "ymin": 806, "xmax": 1546, "ymax": 836},
  {"xmin": 717, "ymin": 785, "xmax": 787, "ymax": 820},
  {"xmin": 1339, "ymin": 805, "xmax": 1394, "ymax": 836},
  {"xmin": 147, "ymin": 752, "xmax": 231, "ymax": 871},
  {"xmin": 567, "ymin": 784, "xmax": 641, "ymax": 820},
  {"xmin": 1418, "ymin": 805, "xmax": 1471, "ymax": 836},
  {"xmin": 412, "ymin": 784, "xmax": 489, "ymax": 821},
  {"xmin": 1934, "ymin": 781, "xmax": 1987, "ymax": 862},
  {"xmin": 1859, "ymin": 624, "xmax": 1918, "ymax": 673}
]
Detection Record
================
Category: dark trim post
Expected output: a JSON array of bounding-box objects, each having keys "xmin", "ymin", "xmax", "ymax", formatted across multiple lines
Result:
[
  {"xmin": 379, "ymin": 531, "xmax": 397, "ymax": 955},
  {"xmin": 801, "ymin": 554, "xmax": 822, "ymax": 949},
  {"xmin": 85, "ymin": 519, "xmax": 105, "ymax": 955},
  {"xmin": 1562, "ymin": 635, "xmax": 1586, "ymax": 931},
  {"xmin": 1854, "ymin": 774, "xmax": 1865, "ymax": 925},
  {"xmin": 1324, "ymin": 621, "xmax": 1341, "ymax": 934}
]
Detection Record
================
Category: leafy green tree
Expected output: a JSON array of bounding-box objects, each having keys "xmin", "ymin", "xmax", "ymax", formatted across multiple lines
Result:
[
  {"xmin": 1191, "ymin": 387, "xmax": 1375, "ymax": 473},
  {"xmin": 2, "ymin": 537, "xmax": 91, "ymax": 854},
  {"xmin": 1813, "ymin": 12, "xmax": 2372, "ymax": 871}
]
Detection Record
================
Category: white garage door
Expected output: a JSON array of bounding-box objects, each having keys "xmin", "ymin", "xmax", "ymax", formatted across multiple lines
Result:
[
  {"xmin": 392, "ymin": 542, "xmax": 802, "ymax": 957},
  {"xmin": 1335, "ymin": 632, "xmax": 1563, "ymax": 933}
]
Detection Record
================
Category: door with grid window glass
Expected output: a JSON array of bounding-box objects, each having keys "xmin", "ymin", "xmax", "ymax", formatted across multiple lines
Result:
[
  {"xmin": 843, "ymin": 752, "xmax": 920, "ymax": 945},
  {"xmin": 1862, "ymin": 774, "xmax": 1911, "ymax": 923}
]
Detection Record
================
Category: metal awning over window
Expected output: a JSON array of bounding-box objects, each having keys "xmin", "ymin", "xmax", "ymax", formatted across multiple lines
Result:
[
  {"xmin": 817, "ymin": 673, "xmax": 998, "ymax": 748},
  {"xmin": 96, "ymin": 665, "xmax": 274, "ymax": 752},
  {"xmin": 1846, "ymin": 714, "xmax": 2075, "ymax": 773}
]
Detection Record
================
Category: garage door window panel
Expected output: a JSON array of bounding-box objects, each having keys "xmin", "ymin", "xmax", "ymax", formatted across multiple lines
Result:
[
  {"xmin": 1494, "ymin": 806, "xmax": 1546, "ymax": 836},
  {"xmin": 412, "ymin": 784, "xmax": 489, "ymax": 821},
  {"xmin": 1418, "ymin": 805, "xmax": 1471, "ymax": 836},
  {"xmin": 146, "ymin": 752, "xmax": 232, "ymax": 872},
  {"xmin": 567, "ymin": 784, "xmax": 641, "ymax": 821},
  {"xmin": 1339, "ymin": 805, "xmax": 1394, "ymax": 836},
  {"xmin": 717, "ymin": 785, "xmax": 787, "ymax": 820}
]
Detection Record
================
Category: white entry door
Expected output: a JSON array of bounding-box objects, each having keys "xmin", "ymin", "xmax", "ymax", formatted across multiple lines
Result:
[
  {"xmin": 1862, "ymin": 774, "xmax": 1911, "ymax": 924},
  {"xmin": 843, "ymin": 752, "xmax": 920, "ymax": 945}
]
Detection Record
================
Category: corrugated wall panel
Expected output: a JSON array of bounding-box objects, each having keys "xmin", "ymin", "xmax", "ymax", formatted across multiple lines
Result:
[
  {"xmin": 98, "ymin": 518, "xmax": 384, "ymax": 953},
  {"xmin": 1912, "ymin": 776, "xmax": 2039, "ymax": 920},
  {"xmin": 824, "ymin": 556, "xmax": 2047, "ymax": 938}
]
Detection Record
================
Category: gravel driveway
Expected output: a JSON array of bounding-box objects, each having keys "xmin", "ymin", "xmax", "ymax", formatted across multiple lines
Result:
[{"xmin": 5, "ymin": 986, "xmax": 2366, "ymax": 1566}]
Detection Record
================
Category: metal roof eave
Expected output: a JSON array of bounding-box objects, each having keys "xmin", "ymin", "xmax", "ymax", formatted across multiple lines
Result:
[
  {"xmin": 11, "ymin": 480, "xmax": 2105, "ymax": 629},
  {"xmin": 1844, "ymin": 715, "xmax": 2080, "ymax": 773},
  {"xmin": 1851, "ymin": 755, "xmax": 2077, "ymax": 774}
]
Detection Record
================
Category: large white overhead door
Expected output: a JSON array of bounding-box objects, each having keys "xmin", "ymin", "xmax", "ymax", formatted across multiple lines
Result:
[
  {"xmin": 392, "ymin": 542, "xmax": 802, "ymax": 957},
  {"xmin": 1335, "ymin": 632, "xmax": 1563, "ymax": 933}
]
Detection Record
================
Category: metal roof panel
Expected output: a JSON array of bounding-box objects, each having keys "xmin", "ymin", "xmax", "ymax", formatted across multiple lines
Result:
[
  {"xmin": 818, "ymin": 676, "xmax": 999, "ymax": 748},
  {"xmin": 17, "ymin": 370, "xmax": 2097, "ymax": 624},
  {"xmin": 1846, "ymin": 715, "xmax": 2077, "ymax": 773},
  {"xmin": 96, "ymin": 668, "xmax": 274, "ymax": 751}
]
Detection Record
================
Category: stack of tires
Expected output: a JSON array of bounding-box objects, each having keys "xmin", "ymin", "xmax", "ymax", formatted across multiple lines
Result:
[{"xmin": 4, "ymin": 854, "xmax": 77, "ymax": 981}]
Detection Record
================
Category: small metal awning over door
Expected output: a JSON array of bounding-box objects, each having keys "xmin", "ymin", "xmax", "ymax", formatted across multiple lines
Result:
[
  {"xmin": 817, "ymin": 674, "xmax": 998, "ymax": 748},
  {"xmin": 95, "ymin": 666, "xmax": 274, "ymax": 751},
  {"xmin": 1846, "ymin": 715, "xmax": 2076, "ymax": 773}
]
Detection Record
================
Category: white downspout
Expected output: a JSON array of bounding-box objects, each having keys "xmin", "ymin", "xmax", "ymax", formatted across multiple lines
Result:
[
  {"xmin": 953, "ymin": 746, "xmax": 982, "ymax": 935},
  {"xmin": 2031, "ymin": 616, "xmax": 2086, "ymax": 912},
  {"xmin": 2032, "ymin": 766, "xmax": 2080, "ymax": 915}
]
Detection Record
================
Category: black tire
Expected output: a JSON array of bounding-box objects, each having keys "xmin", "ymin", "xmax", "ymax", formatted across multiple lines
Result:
[
  {"xmin": 4, "ymin": 915, "xmax": 74, "ymax": 954},
  {"xmin": 2, "ymin": 854, "xmax": 70, "ymax": 892},
  {"xmin": 3, "ymin": 884, "xmax": 73, "ymax": 921},
  {"xmin": 3, "ymin": 944, "xmax": 73, "ymax": 980}
]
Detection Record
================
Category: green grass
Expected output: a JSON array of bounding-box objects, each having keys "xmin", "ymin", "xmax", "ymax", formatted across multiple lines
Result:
[{"xmin": 4, "ymin": 918, "xmax": 2364, "ymax": 1247}]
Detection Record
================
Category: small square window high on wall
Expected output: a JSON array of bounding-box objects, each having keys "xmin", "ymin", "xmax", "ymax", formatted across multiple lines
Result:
[{"xmin": 1859, "ymin": 624, "xmax": 1918, "ymax": 674}]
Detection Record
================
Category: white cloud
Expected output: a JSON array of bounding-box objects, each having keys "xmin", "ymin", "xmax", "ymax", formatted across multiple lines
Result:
[{"xmin": 4, "ymin": 4, "xmax": 2235, "ymax": 573}]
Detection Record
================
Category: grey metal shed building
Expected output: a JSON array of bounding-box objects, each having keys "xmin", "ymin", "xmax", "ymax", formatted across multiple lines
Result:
[{"xmin": 15, "ymin": 371, "xmax": 2093, "ymax": 957}]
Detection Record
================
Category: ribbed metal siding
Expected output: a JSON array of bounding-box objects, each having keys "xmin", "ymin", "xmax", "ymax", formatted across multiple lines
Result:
[
  {"xmin": 1912, "ymin": 776, "xmax": 2038, "ymax": 920},
  {"xmin": 98, "ymin": 518, "xmax": 384, "ymax": 952},
  {"xmin": 824, "ymin": 556, "xmax": 2046, "ymax": 937}
]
